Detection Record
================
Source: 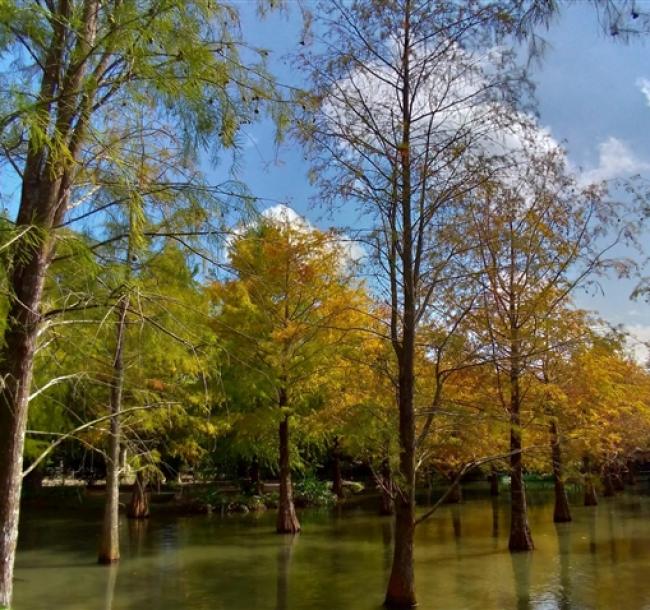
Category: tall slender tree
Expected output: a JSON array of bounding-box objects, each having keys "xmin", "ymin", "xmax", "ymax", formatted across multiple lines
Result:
[
  {"xmin": 210, "ymin": 212, "xmax": 367, "ymax": 534},
  {"xmin": 298, "ymin": 1, "xmax": 553, "ymax": 605},
  {"xmin": 464, "ymin": 146, "xmax": 621, "ymax": 551},
  {"xmin": 0, "ymin": 1, "xmax": 281, "ymax": 604}
]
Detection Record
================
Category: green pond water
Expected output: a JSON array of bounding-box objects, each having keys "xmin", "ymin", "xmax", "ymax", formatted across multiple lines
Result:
[{"xmin": 12, "ymin": 487, "xmax": 650, "ymax": 610}]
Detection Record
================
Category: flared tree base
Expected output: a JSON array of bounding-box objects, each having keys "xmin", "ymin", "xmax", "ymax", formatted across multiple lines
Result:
[
  {"xmin": 97, "ymin": 554, "xmax": 120, "ymax": 565},
  {"xmin": 584, "ymin": 485, "xmax": 598, "ymax": 506},
  {"xmin": 553, "ymin": 484, "xmax": 572, "ymax": 523},
  {"xmin": 276, "ymin": 504, "xmax": 300, "ymax": 534},
  {"xmin": 508, "ymin": 525, "xmax": 534, "ymax": 552}
]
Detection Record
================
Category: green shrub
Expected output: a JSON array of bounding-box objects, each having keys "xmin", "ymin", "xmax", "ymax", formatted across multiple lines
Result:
[{"xmin": 294, "ymin": 474, "xmax": 336, "ymax": 507}]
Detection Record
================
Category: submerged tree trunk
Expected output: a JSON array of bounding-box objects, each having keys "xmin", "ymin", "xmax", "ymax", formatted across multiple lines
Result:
[
  {"xmin": 444, "ymin": 479, "xmax": 462, "ymax": 504},
  {"xmin": 250, "ymin": 458, "xmax": 264, "ymax": 495},
  {"xmin": 489, "ymin": 468, "xmax": 500, "ymax": 496},
  {"xmin": 385, "ymin": 487, "xmax": 416, "ymax": 609},
  {"xmin": 276, "ymin": 395, "xmax": 300, "ymax": 534},
  {"xmin": 550, "ymin": 419, "xmax": 571, "ymax": 523},
  {"xmin": 379, "ymin": 459, "xmax": 395, "ymax": 516},
  {"xmin": 491, "ymin": 496, "xmax": 500, "ymax": 539},
  {"xmin": 98, "ymin": 296, "xmax": 129, "ymax": 564},
  {"xmin": 508, "ymin": 330, "xmax": 534, "ymax": 552},
  {"xmin": 332, "ymin": 438, "xmax": 344, "ymax": 500},
  {"xmin": 612, "ymin": 469, "xmax": 625, "ymax": 492},
  {"xmin": 384, "ymin": 318, "xmax": 417, "ymax": 606},
  {"xmin": 583, "ymin": 456, "xmax": 598, "ymax": 506},
  {"xmin": 0, "ymin": 213, "xmax": 61, "ymax": 607},
  {"xmin": 602, "ymin": 468, "xmax": 615, "ymax": 497},
  {"xmin": 384, "ymin": 5, "xmax": 417, "ymax": 605},
  {"xmin": 127, "ymin": 471, "xmax": 150, "ymax": 520}
]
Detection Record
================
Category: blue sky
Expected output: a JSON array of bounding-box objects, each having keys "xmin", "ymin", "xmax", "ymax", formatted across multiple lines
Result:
[{"xmin": 216, "ymin": 2, "xmax": 650, "ymax": 360}]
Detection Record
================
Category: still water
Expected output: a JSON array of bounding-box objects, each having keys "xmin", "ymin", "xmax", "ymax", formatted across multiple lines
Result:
[{"xmin": 12, "ymin": 489, "xmax": 650, "ymax": 610}]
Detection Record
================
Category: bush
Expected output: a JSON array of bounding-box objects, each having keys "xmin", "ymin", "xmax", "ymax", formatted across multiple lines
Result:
[{"xmin": 294, "ymin": 474, "xmax": 336, "ymax": 507}]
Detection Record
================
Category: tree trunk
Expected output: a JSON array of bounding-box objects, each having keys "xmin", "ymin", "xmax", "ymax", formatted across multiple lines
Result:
[
  {"xmin": 250, "ymin": 458, "xmax": 264, "ymax": 495},
  {"xmin": 332, "ymin": 438, "xmax": 344, "ymax": 500},
  {"xmin": 624, "ymin": 462, "xmax": 636, "ymax": 486},
  {"xmin": 583, "ymin": 456, "xmax": 598, "ymax": 506},
  {"xmin": 612, "ymin": 469, "xmax": 625, "ymax": 492},
  {"xmin": 491, "ymin": 496, "xmax": 500, "ymax": 539},
  {"xmin": 508, "ymin": 334, "xmax": 534, "ymax": 552},
  {"xmin": 451, "ymin": 506, "xmax": 462, "ymax": 539},
  {"xmin": 384, "ymin": 331, "xmax": 417, "ymax": 607},
  {"xmin": 127, "ymin": 471, "xmax": 149, "ymax": 520},
  {"xmin": 385, "ymin": 5, "xmax": 417, "ymax": 604},
  {"xmin": 23, "ymin": 467, "xmax": 44, "ymax": 494},
  {"xmin": 550, "ymin": 419, "xmax": 571, "ymax": 523},
  {"xmin": 379, "ymin": 459, "xmax": 395, "ymax": 516},
  {"xmin": 385, "ymin": 492, "xmax": 416, "ymax": 609},
  {"xmin": 98, "ymin": 296, "xmax": 129, "ymax": 564},
  {"xmin": 0, "ymin": 3, "xmax": 101, "ymax": 602},
  {"xmin": 276, "ymin": 400, "xmax": 300, "ymax": 534},
  {"xmin": 444, "ymin": 479, "xmax": 462, "ymax": 504},
  {"xmin": 602, "ymin": 468, "xmax": 615, "ymax": 497},
  {"xmin": 0, "ymin": 236, "xmax": 55, "ymax": 607},
  {"xmin": 489, "ymin": 468, "xmax": 500, "ymax": 496}
]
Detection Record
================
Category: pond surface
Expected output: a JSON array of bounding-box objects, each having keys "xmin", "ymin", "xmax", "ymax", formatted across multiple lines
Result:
[{"xmin": 13, "ymin": 487, "xmax": 650, "ymax": 610}]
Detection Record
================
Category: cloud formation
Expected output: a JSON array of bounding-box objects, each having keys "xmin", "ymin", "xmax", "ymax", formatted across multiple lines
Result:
[
  {"xmin": 636, "ymin": 77, "xmax": 650, "ymax": 107},
  {"xmin": 580, "ymin": 137, "xmax": 650, "ymax": 184},
  {"xmin": 625, "ymin": 323, "xmax": 650, "ymax": 366},
  {"xmin": 261, "ymin": 204, "xmax": 365, "ymax": 264}
]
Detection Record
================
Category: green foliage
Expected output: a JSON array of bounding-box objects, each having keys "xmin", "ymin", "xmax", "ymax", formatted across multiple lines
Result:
[{"xmin": 293, "ymin": 473, "xmax": 336, "ymax": 507}]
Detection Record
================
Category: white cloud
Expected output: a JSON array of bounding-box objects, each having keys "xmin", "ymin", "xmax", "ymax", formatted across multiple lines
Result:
[
  {"xmin": 625, "ymin": 323, "xmax": 650, "ymax": 366},
  {"xmin": 636, "ymin": 77, "xmax": 650, "ymax": 107},
  {"xmin": 261, "ymin": 204, "xmax": 365, "ymax": 265},
  {"xmin": 262, "ymin": 204, "xmax": 312, "ymax": 230},
  {"xmin": 580, "ymin": 137, "xmax": 650, "ymax": 185}
]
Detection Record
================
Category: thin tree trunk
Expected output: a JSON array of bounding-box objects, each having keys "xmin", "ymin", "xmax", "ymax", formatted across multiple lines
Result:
[
  {"xmin": 444, "ymin": 479, "xmax": 462, "ymax": 504},
  {"xmin": 489, "ymin": 467, "xmax": 500, "ymax": 496},
  {"xmin": 612, "ymin": 469, "xmax": 625, "ymax": 492},
  {"xmin": 602, "ymin": 468, "xmax": 615, "ymax": 497},
  {"xmin": 507, "ymin": 237, "xmax": 533, "ymax": 552},
  {"xmin": 550, "ymin": 419, "xmax": 571, "ymax": 523},
  {"xmin": 98, "ymin": 296, "xmax": 129, "ymax": 563},
  {"xmin": 250, "ymin": 458, "xmax": 264, "ymax": 495},
  {"xmin": 491, "ymin": 496, "xmax": 500, "ymax": 539},
  {"xmin": 385, "ymin": 488, "xmax": 415, "ymax": 609},
  {"xmin": 451, "ymin": 506, "xmax": 462, "ymax": 539},
  {"xmin": 384, "ymin": 316, "xmax": 417, "ymax": 606},
  {"xmin": 332, "ymin": 437, "xmax": 344, "ymax": 500},
  {"xmin": 508, "ymin": 332, "xmax": 534, "ymax": 552},
  {"xmin": 276, "ymin": 390, "xmax": 299, "ymax": 534},
  {"xmin": 583, "ymin": 456, "xmax": 598, "ymax": 506},
  {"xmin": 127, "ymin": 471, "xmax": 149, "ymax": 520},
  {"xmin": 385, "ymin": 3, "xmax": 416, "ymax": 605},
  {"xmin": 0, "ymin": 225, "xmax": 56, "ymax": 608},
  {"xmin": 379, "ymin": 458, "xmax": 395, "ymax": 516}
]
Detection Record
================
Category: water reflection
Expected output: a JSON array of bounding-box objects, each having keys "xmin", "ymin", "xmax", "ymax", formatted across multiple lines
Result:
[
  {"xmin": 381, "ymin": 520, "xmax": 393, "ymax": 571},
  {"xmin": 451, "ymin": 506, "xmax": 462, "ymax": 540},
  {"xmin": 555, "ymin": 523, "xmax": 571, "ymax": 610},
  {"xmin": 276, "ymin": 535, "xmax": 297, "ymax": 610},
  {"xmin": 511, "ymin": 552, "xmax": 532, "ymax": 610},
  {"xmin": 13, "ymin": 490, "xmax": 650, "ymax": 610},
  {"xmin": 102, "ymin": 564, "xmax": 118, "ymax": 610},
  {"xmin": 491, "ymin": 497, "xmax": 499, "ymax": 540},
  {"xmin": 127, "ymin": 518, "xmax": 149, "ymax": 555}
]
